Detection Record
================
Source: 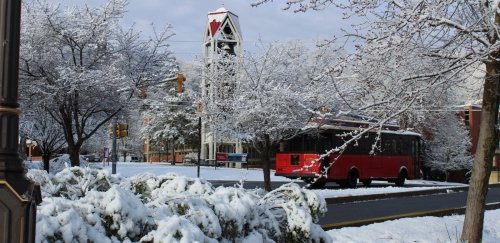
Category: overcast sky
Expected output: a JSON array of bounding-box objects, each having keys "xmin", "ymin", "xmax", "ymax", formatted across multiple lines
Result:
[{"xmin": 45, "ymin": 0, "xmax": 348, "ymax": 61}]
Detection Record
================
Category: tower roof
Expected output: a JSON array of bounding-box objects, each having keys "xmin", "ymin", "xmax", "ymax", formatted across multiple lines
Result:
[
  {"xmin": 206, "ymin": 7, "xmax": 242, "ymax": 39},
  {"xmin": 209, "ymin": 7, "xmax": 228, "ymax": 14}
]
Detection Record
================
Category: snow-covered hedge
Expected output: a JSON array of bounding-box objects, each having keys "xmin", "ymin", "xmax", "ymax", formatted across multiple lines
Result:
[{"xmin": 28, "ymin": 168, "xmax": 331, "ymax": 243}]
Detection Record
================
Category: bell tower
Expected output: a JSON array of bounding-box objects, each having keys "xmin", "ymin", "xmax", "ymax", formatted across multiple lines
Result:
[
  {"xmin": 201, "ymin": 7, "xmax": 243, "ymax": 163},
  {"xmin": 203, "ymin": 7, "xmax": 242, "ymax": 60}
]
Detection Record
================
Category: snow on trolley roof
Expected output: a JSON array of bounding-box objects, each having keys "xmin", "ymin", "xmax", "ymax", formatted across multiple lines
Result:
[{"xmin": 303, "ymin": 114, "xmax": 421, "ymax": 136}]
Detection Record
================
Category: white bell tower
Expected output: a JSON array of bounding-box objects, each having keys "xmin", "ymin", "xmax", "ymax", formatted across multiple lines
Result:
[
  {"xmin": 201, "ymin": 7, "xmax": 243, "ymax": 163},
  {"xmin": 203, "ymin": 7, "xmax": 242, "ymax": 59}
]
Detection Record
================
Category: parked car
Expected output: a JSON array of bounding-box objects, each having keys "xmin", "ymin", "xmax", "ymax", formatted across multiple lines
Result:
[
  {"xmin": 83, "ymin": 154, "xmax": 100, "ymax": 162},
  {"xmin": 183, "ymin": 153, "xmax": 198, "ymax": 164},
  {"xmin": 130, "ymin": 156, "xmax": 140, "ymax": 162}
]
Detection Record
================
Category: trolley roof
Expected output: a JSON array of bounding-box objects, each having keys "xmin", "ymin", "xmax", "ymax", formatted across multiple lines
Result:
[{"xmin": 302, "ymin": 114, "xmax": 421, "ymax": 137}]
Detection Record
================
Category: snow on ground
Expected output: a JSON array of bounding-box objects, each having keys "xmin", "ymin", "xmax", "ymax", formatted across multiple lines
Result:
[
  {"xmin": 328, "ymin": 209, "xmax": 500, "ymax": 243},
  {"xmin": 98, "ymin": 162, "xmax": 293, "ymax": 182}
]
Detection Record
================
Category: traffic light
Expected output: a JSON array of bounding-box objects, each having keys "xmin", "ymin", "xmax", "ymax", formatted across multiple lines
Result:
[
  {"xmin": 108, "ymin": 124, "xmax": 114, "ymax": 138},
  {"xmin": 108, "ymin": 123, "xmax": 128, "ymax": 138},
  {"xmin": 116, "ymin": 123, "xmax": 128, "ymax": 138},
  {"xmin": 138, "ymin": 89, "xmax": 147, "ymax": 99},
  {"xmin": 176, "ymin": 73, "xmax": 185, "ymax": 93}
]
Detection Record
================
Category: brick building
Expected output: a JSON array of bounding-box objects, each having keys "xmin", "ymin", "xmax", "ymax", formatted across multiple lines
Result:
[{"xmin": 458, "ymin": 104, "xmax": 500, "ymax": 183}]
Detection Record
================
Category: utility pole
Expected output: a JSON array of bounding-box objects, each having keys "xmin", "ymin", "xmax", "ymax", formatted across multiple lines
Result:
[
  {"xmin": 198, "ymin": 116, "xmax": 201, "ymax": 178},
  {"xmin": 196, "ymin": 100, "xmax": 203, "ymax": 178},
  {"xmin": 0, "ymin": 1, "xmax": 41, "ymax": 242},
  {"xmin": 112, "ymin": 117, "xmax": 117, "ymax": 174}
]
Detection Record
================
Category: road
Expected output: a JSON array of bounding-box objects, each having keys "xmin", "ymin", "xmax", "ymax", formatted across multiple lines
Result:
[{"xmin": 320, "ymin": 185, "xmax": 500, "ymax": 229}]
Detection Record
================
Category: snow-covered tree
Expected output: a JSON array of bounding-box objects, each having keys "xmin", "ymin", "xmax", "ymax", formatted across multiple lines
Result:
[
  {"xmin": 139, "ymin": 75, "xmax": 198, "ymax": 161},
  {"xmin": 142, "ymin": 105, "xmax": 197, "ymax": 160},
  {"xmin": 423, "ymin": 113, "xmax": 473, "ymax": 181},
  {"xmin": 252, "ymin": 1, "xmax": 497, "ymax": 240},
  {"xmin": 80, "ymin": 129, "xmax": 107, "ymax": 156},
  {"xmin": 19, "ymin": 0, "xmax": 177, "ymax": 167},
  {"xmin": 228, "ymin": 42, "xmax": 349, "ymax": 191},
  {"xmin": 20, "ymin": 107, "xmax": 65, "ymax": 172},
  {"xmin": 116, "ymin": 111, "xmax": 147, "ymax": 162}
]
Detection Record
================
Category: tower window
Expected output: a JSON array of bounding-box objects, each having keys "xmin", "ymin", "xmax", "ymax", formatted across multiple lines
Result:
[{"xmin": 223, "ymin": 26, "xmax": 232, "ymax": 35}]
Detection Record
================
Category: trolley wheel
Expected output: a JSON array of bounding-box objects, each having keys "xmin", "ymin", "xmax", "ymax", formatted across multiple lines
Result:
[
  {"xmin": 395, "ymin": 170, "xmax": 407, "ymax": 186},
  {"xmin": 361, "ymin": 179, "xmax": 372, "ymax": 187},
  {"xmin": 347, "ymin": 170, "xmax": 359, "ymax": 188}
]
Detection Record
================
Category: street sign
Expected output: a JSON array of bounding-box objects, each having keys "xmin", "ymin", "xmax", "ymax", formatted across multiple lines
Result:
[
  {"xmin": 216, "ymin": 152, "xmax": 247, "ymax": 162},
  {"xmin": 196, "ymin": 100, "xmax": 204, "ymax": 117},
  {"xmin": 216, "ymin": 152, "xmax": 228, "ymax": 161}
]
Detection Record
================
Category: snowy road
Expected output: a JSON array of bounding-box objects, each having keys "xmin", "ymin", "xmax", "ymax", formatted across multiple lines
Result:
[{"xmin": 320, "ymin": 185, "xmax": 500, "ymax": 229}]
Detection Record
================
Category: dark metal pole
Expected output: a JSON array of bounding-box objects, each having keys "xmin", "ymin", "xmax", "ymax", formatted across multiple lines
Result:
[
  {"xmin": 171, "ymin": 142, "xmax": 175, "ymax": 165},
  {"xmin": 112, "ymin": 117, "xmax": 117, "ymax": 174},
  {"xmin": 197, "ymin": 116, "xmax": 201, "ymax": 178},
  {"xmin": 0, "ymin": 1, "xmax": 40, "ymax": 242}
]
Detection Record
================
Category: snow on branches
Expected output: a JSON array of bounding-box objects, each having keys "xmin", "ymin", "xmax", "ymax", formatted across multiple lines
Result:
[
  {"xmin": 19, "ymin": 0, "xmax": 178, "ymax": 166},
  {"xmin": 251, "ymin": 1, "xmax": 498, "ymax": 241}
]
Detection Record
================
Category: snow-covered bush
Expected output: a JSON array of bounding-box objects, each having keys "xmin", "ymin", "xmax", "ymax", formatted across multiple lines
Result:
[
  {"xmin": 260, "ymin": 183, "xmax": 329, "ymax": 242},
  {"xmin": 208, "ymin": 186, "xmax": 273, "ymax": 241},
  {"xmin": 98, "ymin": 186, "xmax": 153, "ymax": 241},
  {"xmin": 27, "ymin": 167, "xmax": 114, "ymax": 199},
  {"xmin": 37, "ymin": 197, "xmax": 108, "ymax": 242},
  {"xmin": 140, "ymin": 215, "xmax": 212, "ymax": 243},
  {"xmin": 29, "ymin": 168, "xmax": 331, "ymax": 242}
]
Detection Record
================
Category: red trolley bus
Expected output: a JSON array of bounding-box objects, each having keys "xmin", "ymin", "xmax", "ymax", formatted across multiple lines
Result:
[{"xmin": 275, "ymin": 118, "xmax": 421, "ymax": 188}]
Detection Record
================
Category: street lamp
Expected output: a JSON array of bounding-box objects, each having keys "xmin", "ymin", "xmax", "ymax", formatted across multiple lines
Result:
[
  {"xmin": 0, "ymin": 1, "xmax": 40, "ymax": 241},
  {"xmin": 26, "ymin": 139, "xmax": 37, "ymax": 162},
  {"xmin": 144, "ymin": 139, "xmax": 150, "ymax": 163}
]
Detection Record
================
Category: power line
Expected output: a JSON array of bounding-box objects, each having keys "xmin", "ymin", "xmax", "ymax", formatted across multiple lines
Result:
[{"xmin": 167, "ymin": 39, "xmax": 331, "ymax": 44}]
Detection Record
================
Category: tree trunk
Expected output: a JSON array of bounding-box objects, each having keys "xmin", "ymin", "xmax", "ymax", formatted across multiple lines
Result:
[
  {"xmin": 42, "ymin": 152, "xmax": 50, "ymax": 172},
  {"xmin": 68, "ymin": 145, "xmax": 81, "ymax": 167},
  {"xmin": 171, "ymin": 143, "xmax": 175, "ymax": 164},
  {"xmin": 461, "ymin": 61, "xmax": 499, "ymax": 242},
  {"xmin": 260, "ymin": 134, "xmax": 272, "ymax": 191}
]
